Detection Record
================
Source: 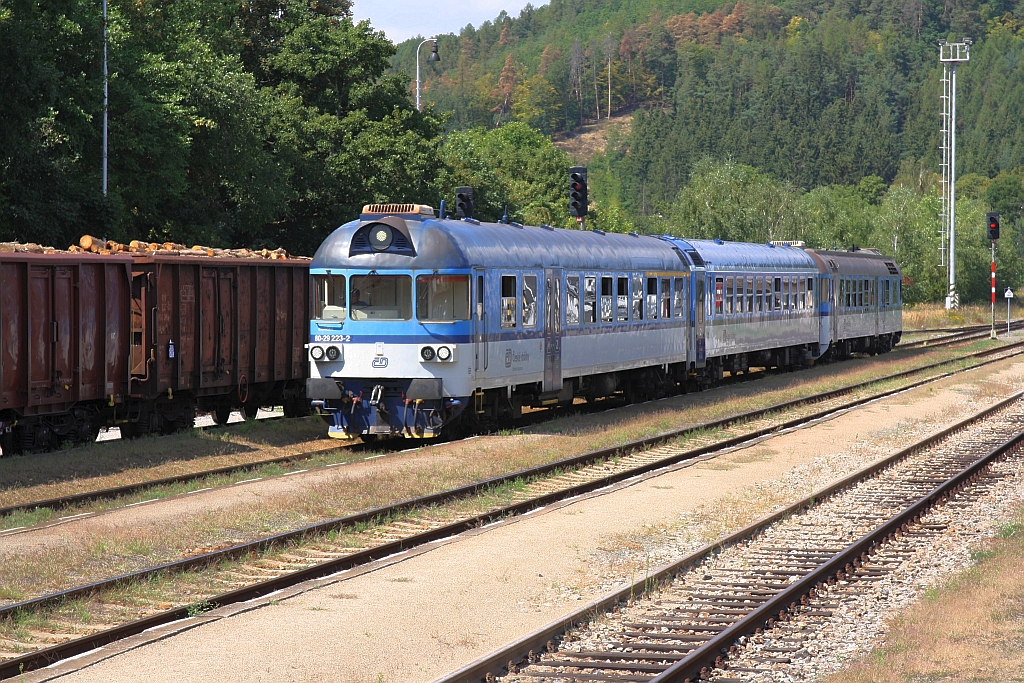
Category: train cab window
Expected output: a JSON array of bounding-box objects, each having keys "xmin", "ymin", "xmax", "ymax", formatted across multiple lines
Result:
[
  {"xmin": 601, "ymin": 277, "xmax": 614, "ymax": 323},
  {"xmin": 584, "ymin": 276, "xmax": 597, "ymax": 323},
  {"xmin": 416, "ymin": 274, "xmax": 470, "ymax": 322},
  {"xmin": 647, "ymin": 278, "xmax": 659, "ymax": 319},
  {"xmin": 798, "ymin": 278, "xmax": 806, "ymax": 310},
  {"xmin": 566, "ymin": 275, "xmax": 581, "ymax": 325},
  {"xmin": 617, "ymin": 277, "xmax": 629, "ymax": 322},
  {"xmin": 314, "ymin": 274, "xmax": 346, "ymax": 320},
  {"xmin": 349, "ymin": 274, "xmax": 412, "ymax": 320},
  {"xmin": 632, "ymin": 274, "xmax": 644, "ymax": 320},
  {"xmin": 501, "ymin": 275, "xmax": 518, "ymax": 328},
  {"xmin": 673, "ymin": 277, "xmax": 684, "ymax": 318},
  {"xmin": 714, "ymin": 277, "xmax": 724, "ymax": 316},
  {"xmin": 522, "ymin": 275, "xmax": 538, "ymax": 327},
  {"xmin": 806, "ymin": 278, "xmax": 814, "ymax": 310},
  {"xmin": 661, "ymin": 278, "xmax": 671, "ymax": 318},
  {"xmin": 725, "ymin": 277, "xmax": 734, "ymax": 315}
]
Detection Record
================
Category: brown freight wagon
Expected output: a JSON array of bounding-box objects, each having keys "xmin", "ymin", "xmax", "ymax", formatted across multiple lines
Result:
[{"xmin": 0, "ymin": 251, "xmax": 310, "ymax": 454}]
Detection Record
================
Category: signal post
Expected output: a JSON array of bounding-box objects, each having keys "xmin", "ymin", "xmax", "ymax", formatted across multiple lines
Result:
[{"xmin": 989, "ymin": 212, "xmax": 1000, "ymax": 339}]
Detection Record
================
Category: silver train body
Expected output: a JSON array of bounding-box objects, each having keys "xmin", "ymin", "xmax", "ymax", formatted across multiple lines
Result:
[{"xmin": 305, "ymin": 205, "xmax": 902, "ymax": 439}]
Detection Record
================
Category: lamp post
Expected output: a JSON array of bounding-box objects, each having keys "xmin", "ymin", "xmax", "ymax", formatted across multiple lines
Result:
[
  {"xmin": 102, "ymin": 0, "xmax": 108, "ymax": 197},
  {"xmin": 416, "ymin": 38, "xmax": 440, "ymax": 111}
]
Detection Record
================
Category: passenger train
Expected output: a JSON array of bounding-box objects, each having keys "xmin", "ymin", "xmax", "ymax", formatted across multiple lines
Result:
[{"xmin": 305, "ymin": 204, "xmax": 902, "ymax": 440}]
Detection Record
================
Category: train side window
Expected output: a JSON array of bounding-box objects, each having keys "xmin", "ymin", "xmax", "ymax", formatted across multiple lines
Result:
[
  {"xmin": 314, "ymin": 274, "xmax": 346, "ymax": 320},
  {"xmin": 798, "ymin": 278, "xmax": 806, "ymax": 310},
  {"xmin": 858, "ymin": 279, "xmax": 865, "ymax": 308},
  {"xmin": 725, "ymin": 277, "xmax": 734, "ymax": 315},
  {"xmin": 478, "ymin": 275, "xmax": 484, "ymax": 319},
  {"xmin": 898, "ymin": 279, "xmax": 902, "ymax": 304},
  {"xmin": 661, "ymin": 278, "xmax": 671, "ymax": 318},
  {"xmin": 617, "ymin": 276, "xmax": 629, "ymax": 322},
  {"xmin": 566, "ymin": 275, "xmax": 580, "ymax": 325},
  {"xmin": 754, "ymin": 277, "xmax": 762, "ymax": 313},
  {"xmin": 885, "ymin": 279, "xmax": 891, "ymax": 307},
  {"xmin": 736, "ymin": 277, "xmax": 745, "ymax": 313},
  {"xmin": 522, "ymin": 274, "xmax": 538, "ymax": 327},
  {"xmin": 632, "ymin": 274, "xmax": 644, "ymax": 320},
  {"xmin": 584, "ymin": 276, "xmax": 597, "ymax": 324},
  {"xmin": 601, "ymin": 276, "xmax": 613, "ymax": 323},
  {"xmin": 745, "ymin": 277, "xmax": 754, "ymax": 313},
  {"xmin": 806, "ymin": 277, "xmax": 814, "ymax": 310},
  {"xmin": 844, "ymin": 279, "xmax": 851, "ymax": 308},
  {"xmin": 714, "ymin": 277, "xmax": 724, "ymax": 316},
  {"xmin": 673, "ymin": 277, "xmax": 684, "ymax": 318},
  {"xmin": 647, "ymin": 277, "xmax": 659, "ymax": 319},
  {"xmin": 501, "ymin": 275, "xmax": 517, "ymax": 328},
  {"xmin": 773, "ymin": 277, "xmax": 782, "ymax": 310}
]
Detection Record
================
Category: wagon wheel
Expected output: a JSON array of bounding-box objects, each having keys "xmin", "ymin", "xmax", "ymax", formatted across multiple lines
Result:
[
  {"xmin": 241, "ymin": 403, "xmax": 260, "ymax": 421},
  {"xmin": 212, "ymin": 405, "xmax": 232, "ymax": 426}
]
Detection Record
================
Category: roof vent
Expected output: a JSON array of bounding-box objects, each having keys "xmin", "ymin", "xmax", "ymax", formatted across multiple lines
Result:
[
  {"xmin": 770, "ymin": 240, "xmax": 805, "ymax": 248},
  {"xmin": 685, "ymin": 250, "xmax": 705, "ymax": 267},
  {"xmin": 884, "ymin": 261, "xmax": 899, "ymax": 275},
  {"xmin": 361, "ymin": 203, "xmax": 434, "ymax": 216}
]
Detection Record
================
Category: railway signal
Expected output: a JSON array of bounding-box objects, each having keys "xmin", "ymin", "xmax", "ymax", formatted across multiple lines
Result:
[
  {"xmin": 987, "ymin": 211, "xmax": 1000, "ymax": 240},
  {"xmin": 569, "ymin": 166, "xmax": 588, "ymax": 225},
  {"xmin": 455, "ymin": 186, "xmax": 474, "ymax": 219}
]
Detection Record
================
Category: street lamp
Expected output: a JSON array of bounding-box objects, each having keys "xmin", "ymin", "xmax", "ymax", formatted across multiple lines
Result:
[{"xmin": 416, "ymin": 38, "xmax": 440, "ymax": 111}]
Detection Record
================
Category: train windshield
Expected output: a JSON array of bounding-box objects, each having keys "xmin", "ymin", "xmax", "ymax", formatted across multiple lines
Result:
[
  {"xmin": 313, "ymin": 275, "xmax": 346, "ymax": 320},
  {"xmin": 349, "ymin": 274, "xmax": 412, "ymax": 320},
  {"xmin": 416, "ymin": 274, "xmax": 470, "ymax": 321}
]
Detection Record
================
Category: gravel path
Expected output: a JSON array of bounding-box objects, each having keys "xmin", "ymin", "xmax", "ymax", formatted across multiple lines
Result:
[{"xmin": 21, "ymin": 359, "xmax": 1024, "ymax": 683}]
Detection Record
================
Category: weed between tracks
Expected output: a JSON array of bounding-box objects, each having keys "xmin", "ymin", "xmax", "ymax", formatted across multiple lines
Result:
[{"xmin": 0, "ymin": 340, "xmax": 1018, "ymax": 653}]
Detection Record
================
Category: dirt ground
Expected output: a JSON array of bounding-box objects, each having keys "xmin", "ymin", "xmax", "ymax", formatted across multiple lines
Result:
[{"xmin": 24, "ymin": 358, "xmax": 1024, "ymax": 683}]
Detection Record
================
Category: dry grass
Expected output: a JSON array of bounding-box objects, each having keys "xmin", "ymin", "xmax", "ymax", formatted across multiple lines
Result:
[
  {"xmin": 902, "ymin": 302, "xmax": 1024, "ymax": 330},
  {"xmin": 0, "ymin": 417, "xmax": 342, "ymax": 509},
  {"xmin": 0, "ymin": 340, "xmax": 1014, "ymax": 609},
  {"xmin": 824, "ymin": 505, "xmax": 1024, "ymax": 683}
]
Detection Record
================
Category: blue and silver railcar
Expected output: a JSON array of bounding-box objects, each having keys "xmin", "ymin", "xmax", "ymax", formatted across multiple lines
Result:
[
  {"xmin": 667, "ymin": 239, "xmax": 825, "ymax": 377},
  {"xmin": 306, "ymin": 204, "xmax": 693, "ymax": 439},
  {"xmin": 808, "ymin": 249, "xmax": 903, "ymax": 357}
]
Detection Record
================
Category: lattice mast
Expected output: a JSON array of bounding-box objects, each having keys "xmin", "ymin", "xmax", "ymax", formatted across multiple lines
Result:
[{"xmin": 939, "ymin": 39, "xmax": 971, "ymax": 310}]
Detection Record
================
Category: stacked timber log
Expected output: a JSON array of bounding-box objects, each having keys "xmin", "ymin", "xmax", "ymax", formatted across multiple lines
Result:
[
  {"xmin": 70, "ymin": 235, "xmax": 304, "ymax": 260},
  {"xmin": 0, "ymin": 241, "xmax": 61, "ymax": 254}
]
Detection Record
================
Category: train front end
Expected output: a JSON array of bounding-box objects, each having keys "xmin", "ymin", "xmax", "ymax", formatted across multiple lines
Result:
[{"xmin": 306, "ymin": 204, "xmax": 473, "ymax": 440}]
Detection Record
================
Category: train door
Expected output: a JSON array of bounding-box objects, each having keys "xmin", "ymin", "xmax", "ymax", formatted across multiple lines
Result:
[
  {"xmin": 52, "ymin": 267, "xmax": 73, "ymax": 392},
  {"xmin": 473, "ymin": 268, "xmax": 487, "ymax": 373},
  {"xmin": 27, "ymin": 267, "xmax": 54, "ymax": 400},
  {"xmin": 200, "ymin": 268, "xmax": 236, "ymax": 382},
  {"xmin": 694, "ymin": 272, "xmax": 706, "ymax": 364},
  {"xmin": 543, "ymin": 268, "xmax": 563, "ymax": 392}
]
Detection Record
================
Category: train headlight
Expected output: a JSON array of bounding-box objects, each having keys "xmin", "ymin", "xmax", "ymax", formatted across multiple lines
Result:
[
  {"xmin": 310, "ymin": 345, "xmax": 325, "ymax": 361},
  {"xmin": 420, "ymin": 346, "xmax": 436, "ymax": 361},
  {"xmin": 436, "ymin": 345, "xmax": 452, "ymax": 361},
  {"xmin": 369, "ymin": 224, "xmax": 394, "ymax": 251},
  {"xmin": 326, "ymin": 345, "xmax": 341, "ymax": 361}
]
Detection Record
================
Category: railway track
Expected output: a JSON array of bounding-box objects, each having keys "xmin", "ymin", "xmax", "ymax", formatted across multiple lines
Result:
[
  {"xmin": 2, "ymin": 338, "xmax": 1018, "ymax": 528},
  {"xmin": 438, "ymin": 395, "xmax": 1024, "ymax": 683},
  {"xmin": 1, "ymin": 341, "xmax": 1023, "ymax": 677},
  {"xmin": 897, "ymin": 318, "xmax": 1024, "ymax": 349}
]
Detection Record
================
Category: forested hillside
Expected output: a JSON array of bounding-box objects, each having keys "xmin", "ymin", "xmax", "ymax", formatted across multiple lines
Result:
[{"xmin": 399, "ymin": 0, "xmax": 1024, "ymax": 302}]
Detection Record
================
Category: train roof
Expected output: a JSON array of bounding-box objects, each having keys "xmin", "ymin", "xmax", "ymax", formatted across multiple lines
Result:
[
  {"xmin": 311, "ymin": 216, "xmax": 690, "ymax": 273},
  {"xmin": 668, "ymin": 238, "xmax": 819, "ymax": 273},
  {"xmin": 808, "ymin": 249, "xmax": 901, "ymax": 277}
]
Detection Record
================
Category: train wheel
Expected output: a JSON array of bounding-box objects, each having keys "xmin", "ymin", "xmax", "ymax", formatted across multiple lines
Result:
[
  {"xmin": 241, "ymin": 403, "xmax": 260, "ymax": 421},
  {"xmin": 283, "ymin": 398, "xmax": 310, "ymax": 419},
  {"xmin": 212, "ymin": 405, "xmax": 232, "ymax": 426}
]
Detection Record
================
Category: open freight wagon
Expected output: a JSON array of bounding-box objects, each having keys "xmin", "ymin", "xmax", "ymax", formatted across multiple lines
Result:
[{"xmin": 0, "ymin": 249, "xmax": 309, "ymax": 454}]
